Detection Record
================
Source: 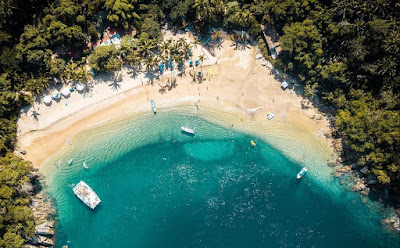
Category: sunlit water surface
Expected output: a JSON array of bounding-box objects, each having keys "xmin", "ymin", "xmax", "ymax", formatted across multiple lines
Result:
[{"xmin": 42, "ymin": 111, "xmax": 398, "ymax": 247}]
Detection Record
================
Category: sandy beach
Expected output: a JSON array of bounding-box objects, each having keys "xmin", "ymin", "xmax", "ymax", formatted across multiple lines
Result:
[{"xmin": 16, "ymin": 29, "xmax": 334, "ymax": 168}]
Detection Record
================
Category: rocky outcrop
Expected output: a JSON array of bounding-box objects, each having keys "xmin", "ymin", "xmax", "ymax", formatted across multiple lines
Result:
[
  {"xmin": 382, "ymin": 216, "xmax": 400, "ymax": 233},
  {"xmin": 24, "ymin": 172, "xmax": 56, "ymax": 248},
  {"xmin": 334, "ymin": 166, "xmax": 351, "ymax": 177},
  {"xmin": 352, "ymin": 179, "xmax": 367, "ymax": 191}
]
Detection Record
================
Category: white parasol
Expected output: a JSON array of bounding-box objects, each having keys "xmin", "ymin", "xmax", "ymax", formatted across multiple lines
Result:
[
  {"xmin": 62, "ymin": 88, "xmax": 71, "ymax": 96},
  {"xmin": 76, "ymin": 83, "xmax": 84, "ymax": 91},
  {"xmin": 52, "ymin": 91, "xmax": 61, "ymax": 100},
  {"xmin": 43, "ymin": 95, "xmax": 52, "ymax": 104}
]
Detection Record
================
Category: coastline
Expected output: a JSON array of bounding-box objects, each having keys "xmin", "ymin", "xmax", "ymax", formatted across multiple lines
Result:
[
  {"xmin": 16, "ymin": 30, "xmax": 399, "ymax": 244},
  {"xmin": 16, "ymin": 30, "xmax": 335, "ymax": 169}
]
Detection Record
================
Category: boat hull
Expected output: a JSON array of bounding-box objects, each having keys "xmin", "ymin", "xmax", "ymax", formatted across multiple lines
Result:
[
  {"xmin": 73, "ymin": 181, "xmax": 101, "ymax": 209},
  {"xmin": 297, "ymin": 167, "xmax": 308, "ymax": 179},
  {"xmin": 181, "ymin": 126, "xmax": 195, "ymax": 135}
]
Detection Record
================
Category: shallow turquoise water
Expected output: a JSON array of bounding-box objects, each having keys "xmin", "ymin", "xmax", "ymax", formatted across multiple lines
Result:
[{"xmin": 42, "ymin": 112, "xmax": 398, "ymax": 248}]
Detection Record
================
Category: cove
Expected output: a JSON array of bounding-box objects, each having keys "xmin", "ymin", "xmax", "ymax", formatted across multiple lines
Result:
[{"xmin": 42, "ymin": 112, "xmax": 398, "ymax": 248}]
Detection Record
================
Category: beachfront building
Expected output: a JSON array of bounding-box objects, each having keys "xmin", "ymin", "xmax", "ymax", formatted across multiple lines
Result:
[{"xmin": 261, "ymin": 24, "xmax": 282, "ymax": 59}]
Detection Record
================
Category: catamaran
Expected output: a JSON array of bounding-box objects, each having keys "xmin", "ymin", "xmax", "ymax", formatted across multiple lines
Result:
[
  {"xmin": 151, "ymin": 100, "xmax": 157, "ymax": 113},
  {"xmin": 297, "ymin": 167, "xmax": 308, "ymax": 179},
  {"xmin": 73, "ymin": 181, "xmax": 101, "ymax": 209},
  {"xmin": 181, "ymin": 126, "xmax": 195, "ymax": 135}
]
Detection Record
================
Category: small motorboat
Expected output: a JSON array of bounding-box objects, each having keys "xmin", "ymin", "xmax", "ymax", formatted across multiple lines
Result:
[
  {"xmin": 68, "ymin": 159, "xmax": 74, "ymax": 165},
  {"xmin": 250, "ymin": 140, "xmax": 256, "ymax": 147},
  {"xmin": 83, "ymin": 162, "xmax": 88, "ymax": 169},
  {"xmin": 267, "ymin": 113, "xmax": 275, "ymax": 120},
  {"xmin": 181, "ymin": 126, "xmax": 195, "ymax": 135},
  {"xmin": 297, "ymin": 167, "xmax": 308, "ymax": 179},
  {"xmin": 151, "ymin": 100, "xmax": 157, "ymax": 114},
  {"xmin": 67, "ymin": 139, "xmax": 72, "ymax": 145}
]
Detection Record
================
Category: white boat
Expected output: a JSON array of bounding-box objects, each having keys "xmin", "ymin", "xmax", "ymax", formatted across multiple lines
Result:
[
  {"xmin": 73, "ymin": 181, "xmax": 101, "ymax": 209},
  {"xmin": 83, "ymin": 162, "xmax": 88, "ymax": 169},
  {"xmin": 67, "ymin": 139, "xmax": 72, "ymax": 145},
  {"xmin": 68, "ymin": 159, "xmax": 73, "ymax": 165},
  {"xmin": 297, "ymin": 167, "xmax": 308, "ymax": 179},
  {"xmin": 181, "ymin": 126, "xmax": 195, "ymax": 135},
  {"xmin": 150, "ymin": 100, "xmax": 157, "ymax": 113},
  {"xmin": 267, "ymin": 113, "xmax": 276, "ymax": 120}
]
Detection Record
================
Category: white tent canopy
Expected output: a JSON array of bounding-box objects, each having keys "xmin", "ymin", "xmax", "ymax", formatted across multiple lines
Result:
[
  {"xmin": 62, "ymin": 88, "xmax": 71, "ymax": 96},
  {"xmin": 43, "ymin": 95, "xmax": 52, "ymax": 104},
  {"xmin": 52, "ymin": 91, "xmax": 61, "ymax": 100},
  {"xmin": 281, "ymin": 81, "xmax": 289, "ymax": 89},
  {"xmin": 76, "ymin": 83, "xmax": 84, "ymax": 91}
]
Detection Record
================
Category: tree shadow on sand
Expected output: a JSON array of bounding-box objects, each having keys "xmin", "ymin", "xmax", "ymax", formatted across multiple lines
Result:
[
  {"xmin": 108, "ymin": 79, "xmax": 122, "ymax": 91},
  {"xmin": 31, "ymin": 109, "xmax": 40, "ymax": 121},
  {"xmin": 145, "ymin": 71, "xmax": 159, "ymax": 85}
]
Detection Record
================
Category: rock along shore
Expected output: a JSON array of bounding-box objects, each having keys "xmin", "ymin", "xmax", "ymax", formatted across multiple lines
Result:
[{"xmin": 24, "ymin": 172, "xmax": 57, "ymax": 248}]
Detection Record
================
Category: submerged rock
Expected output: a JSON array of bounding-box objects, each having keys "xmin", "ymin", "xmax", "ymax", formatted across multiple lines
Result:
[
  {"xmin": 382, "ymin": 216, "xmax": 400, "ymax": 233},
  {"xmin": 353, "ymin": 180, "xmax": 367, "ymax": 191},
  {"xmin": 334, "ymin": 166, "xmax": 351, "ymax": 177},
  {"xmin": 360, "ymin": 188, "xmax": 370, "ymax": 196}
]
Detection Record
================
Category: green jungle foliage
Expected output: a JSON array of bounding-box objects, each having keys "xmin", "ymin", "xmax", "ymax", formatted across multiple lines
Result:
[
  {"xmin": 0, "ymin": 0, "xmax": 399, "ymax": 245},
  {"xmin": 0, "ymin": 154, "xmax": 35, "ymax": 248}
]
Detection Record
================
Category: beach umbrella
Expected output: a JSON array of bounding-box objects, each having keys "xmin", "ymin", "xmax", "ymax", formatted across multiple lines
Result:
[
  {"xmin": 62, "ymin": 88, "xmax": 71, "ymax": 96},
  {"xmin": 52, "ymin": 91, "xmax": 61, "ymax": 100},
  {"xmin": 43, "ymin": 95, "xmax": 52, "ymax": 104},
  {"xmin": 76, "ymin": 83, "xmax": 84, "ymax": 92},
  {"xmin": 281, "ymin": 81, "xmax": 289, "ymax": 89}
]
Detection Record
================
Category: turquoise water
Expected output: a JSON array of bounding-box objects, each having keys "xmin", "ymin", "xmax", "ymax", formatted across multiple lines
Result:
[{"xmin": 42, "ymin": 111, "xmax": 398, "ymax": 248}]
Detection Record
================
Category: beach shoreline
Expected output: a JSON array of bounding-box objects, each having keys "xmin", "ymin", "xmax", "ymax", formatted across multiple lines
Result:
[{"xmin": 16, "ymin": 30, "xmax": 335, "ymax": 169}]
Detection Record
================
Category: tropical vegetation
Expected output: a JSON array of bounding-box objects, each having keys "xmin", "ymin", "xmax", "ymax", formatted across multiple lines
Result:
[{"xmin": 0, "ymin": 0, "xmax": 399, "ymax": 246}]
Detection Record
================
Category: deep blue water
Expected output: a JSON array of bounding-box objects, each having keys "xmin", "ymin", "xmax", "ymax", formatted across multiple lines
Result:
[{"xmin": 42, "ymin": 112, "xmax": 399, "ymax": 248}]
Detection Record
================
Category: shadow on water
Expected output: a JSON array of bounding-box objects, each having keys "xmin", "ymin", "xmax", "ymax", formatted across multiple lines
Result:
[{"xmin": 181, "ymin": 130, "xmax": 195, "ymax": 137}]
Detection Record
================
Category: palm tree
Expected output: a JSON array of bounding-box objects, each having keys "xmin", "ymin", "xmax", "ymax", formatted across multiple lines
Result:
[
  {"xmin": 194, "ymin": 0, "xmax": 223, "ymax": 21},
  {"xmin": 142, "ymin": 56, "xmax": 154, "ymax": 72},
  {"xmin": 105, "ymin": 57, "xmax": 122, "ymax": 80},
  {"xmin": 177, "ymin": 37, "xmax": 187, "ymax": 47},
  {"xmin": 125, "ymin": 51, "xmax": 142, "ymax": 77},
  {"xmin": 76, "ymin": 66, "xmax": 93, "ymax": 85},
  {"xmin": 232, "ymin": 7, "xmax": 256, "ymax": 28},
  {"xmin": 158, "ymin": 41, "xmax": 170, "ymax": 55},
  {"xmin": 139, "ymin": 39, "xmax": 156, "ymax": 57},
  {"xmin": 192, "ymin": 37, "xmax": 201, "ymax": 49},
  {"xmin": 198, "ymin": 54, "xmax": 205, "ymax": 78},
  {"xmin": 64, "ymin": 59, "xmax": 79, "ymax": 83}
]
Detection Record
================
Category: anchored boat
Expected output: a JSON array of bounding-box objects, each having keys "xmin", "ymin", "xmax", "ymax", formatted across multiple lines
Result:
[
  {"xmin": 68, "ymin": 158, "xmax": 73, "ymax": 165},
  {"xmin": 151, "ymin": 100, "xmax": 157, "ymax": 114},
  {"xmin": 73, "ymin": 181, "xmax": 101, "ymax": 209},
  {"xmin": 181, "ymin": 126, "xmax": 195, "ymax": 135},
  {"xmin": 267, "ymin": 113, "xmax": 276, "ymax": 120},
  {"xmin": 297, "ymin": 167, "xmax": 308, "ymax": 179}
]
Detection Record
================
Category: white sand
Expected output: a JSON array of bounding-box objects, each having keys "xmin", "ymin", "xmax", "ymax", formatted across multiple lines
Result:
[{"xmin": 16, "ymin": 29, "xmax": 334, "ymax": 168}]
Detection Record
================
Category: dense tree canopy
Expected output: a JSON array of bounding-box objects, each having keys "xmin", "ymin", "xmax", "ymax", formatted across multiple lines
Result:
[{"xmin": 0, "ymin": 0, "xmax": 399, "ymax": 245}]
